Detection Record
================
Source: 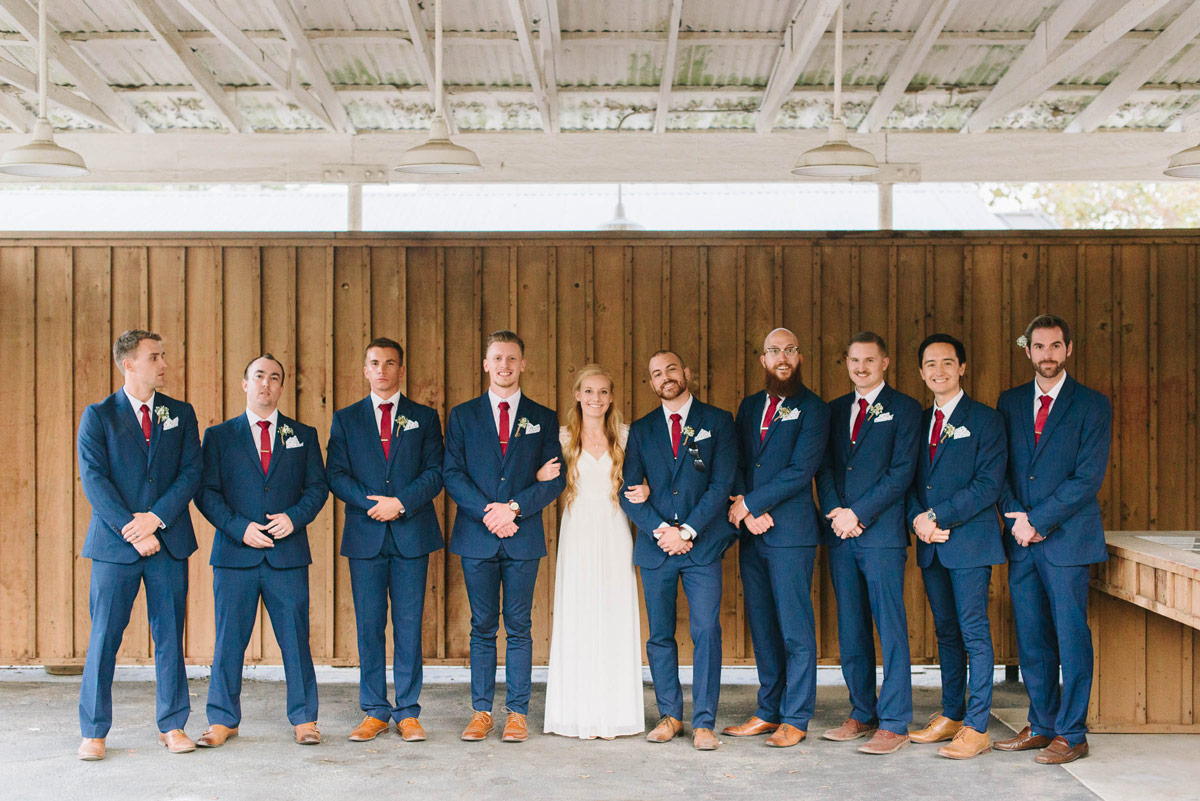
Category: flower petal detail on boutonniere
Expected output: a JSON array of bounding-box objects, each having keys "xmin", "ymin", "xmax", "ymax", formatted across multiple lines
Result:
[
  {"xmin": 394, "ymin": 415, "xmax": 409, "ymax": 435},
  {"xmin": 513, "ymin": 417, "xmax": 531, "ymax": 438},
  {"xmin": 278, "ymin": 423, "xmax": 294, "ymax": 438},
  {"xmin": 1016, "ymin": 335, "xmax": 1029, "ymax": 349},
  {"xmin": 940, "ymin": 423, "xmax": 956, "ymax": 443},
  {"xmin": 867, "ymin": 402, "xmax": 884, "ymax": 419},
  {"xmin": 154, "ymin": 405, "xmax": 170, "ymax": 424}
]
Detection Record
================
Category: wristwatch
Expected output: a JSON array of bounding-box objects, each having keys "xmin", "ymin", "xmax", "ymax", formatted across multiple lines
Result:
[
  {"xmin": 679, "ymin": 527, "xmax": 694, "ymax": 541},
  {"xmin": 925, "ymin": 509, "xmax": 937, "ymax": 523},
  {"xmin": 508, "ymin": 500, "xmax": 521, "ymax": 519}
]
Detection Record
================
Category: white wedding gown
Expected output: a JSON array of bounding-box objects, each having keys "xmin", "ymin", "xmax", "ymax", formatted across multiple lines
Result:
[{"xmin": 543, "ymin": 429, "xmax": 645, "ymax": 738}]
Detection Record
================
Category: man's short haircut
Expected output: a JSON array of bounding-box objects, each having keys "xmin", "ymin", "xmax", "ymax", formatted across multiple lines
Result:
[
  {"xmin": 243, "ymin": 353, "xmax": 286, "ymax": 382},
  {"xmin": 486, "ymin": 329, "xmax": 525, "ymax": 355},
  {"xmin": 365, "ymin": 337, "xmax": 404, "ymax": 366},
  {"xmin": 112, "ymin": 329, "xmax": 162, "ymax": 374},
  {"xmin": 1023, "ymin": 314, "xmax": 1072, "ymax": 348},
  {"xmin": 847, "ymin": 330, "xmax": 888, "ymax": 356},
  {"xmin": 917, "ymin": 333, "xmax": 966, "ymax": 365},
  {"xmin": 649, "ymin": 349, "xmax": 686, "ymax": 369}
]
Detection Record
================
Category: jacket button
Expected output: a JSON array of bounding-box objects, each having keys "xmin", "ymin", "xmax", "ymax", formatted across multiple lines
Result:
[
  {"xmin": 847, "ymin": 466, "xmax": 853, "ymax": 471},
  {"xmin": 755, "ymin": 463, "xmax": 761, "ymax": 468},
  {"xmin": 385, "ymin": 479, "xmax": 390, "ymax": 485},
  {"xmin": 926, "ymin": 485, "xmax": 932, "ymax": 490},
  {"xmin": 1029, "ymin": 476, "xmax": 1035, "ymax": 481},
  {"xmin": 672, "ymin": 490, "xmax": 679, "ymax": 495},
  {"xmin": 148, "ymin": 477, "xmax": 154, "ymax": 483},
  {"xmin": 500, "ymin": 477, "xmax": 506, "ymax": 482},
  {"xmin": 264, "ymin": 486, "xmax": 270, "ymax": 492}
]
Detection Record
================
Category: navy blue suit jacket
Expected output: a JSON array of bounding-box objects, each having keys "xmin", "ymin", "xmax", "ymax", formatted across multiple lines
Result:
[
  {"xmin": 620, "ymin": 398, "xmax": 737, "ymax": 568},
  {"xmin": 195, "ymin": 413, "xmax": 329, "ymax": 569},
  {"xmin": 443, "ymin": 393, "xmax": 565, "ymax": 560},
  {"xmin": 77, "ymin": 390, "xmax": 202, "ymax": 564},
  {"xmin": 905, "ymin": 394, "xmax": 1007, "ymax": 569},
  {"xmin": 733, "ymin": 386, "xmax": 830, "ymax": 548},
  {"xmin": 998, "ymin": 375, "xmax": 1111, "ymax": 566},
  {"xmin": 327, "ymin": 394, "xmax": 445, "ymax": 560},
  {"xmin": 816, "ymin": 384, "xmax": 921, "ymax": 548}
]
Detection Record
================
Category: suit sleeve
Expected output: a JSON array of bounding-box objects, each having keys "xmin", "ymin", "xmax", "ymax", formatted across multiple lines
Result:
[
  {"xmin": 512, "ymin": 411, "xmax": 566, "ymax": 517},
  {"xmin": 732, "ymin": 401, "xmax": 748, "ymax": 499},
  {"xmin": 681, "ymin": 413, "xmax": 737, "ymax": 536},
  {"xmin": 281, "ymin": 427, "xmax": 329, "ymax": 529},
  {"xmin": 905, "ymin": 472, "xmax": 924, "ymax": 532},
  {"xmin": 325, "ymin": 413, "xmax": 374, "ymax": 510},
  {"xmin": 77, "ymin": 405, "xmax": 135, "ymax": 538},
  {"xmin": 441, "ymin": 407, "xmax": 492, "ymax": 523},
  {"xmin": 815, "ymin": 416, "xmax": 840, "ymax": 515},
  {"xmin": 396, "ymin": 410, "xmax": 445, "ymax": 514},
  {"xmin": 620, "ymin": 425, "xmax": 672, "ymax": 533},
  {"xmin": 931, "ymin": 415, "xmax": 1007, "ymax": 528},
  {"xmin": 148, "ymin": 405, "xmax": 202, "ymax": 529},
  {"xmin": 194, "ymin": 429, "xmax": 255, "ymax": 543},
  {"xmin": 997, "ymin": 400, "xmax": 1025, "ymax": 518},
  {"xmin": 1027, "ymin": 395, "xmax": 1112, "ymax": 536},
  {"xmin": 848, "ymin": 401, "xmax": 920, "ymax": 525},
  {"xmin": 743, "ymin": 401, "xmax": 830, "ymax": 517}
]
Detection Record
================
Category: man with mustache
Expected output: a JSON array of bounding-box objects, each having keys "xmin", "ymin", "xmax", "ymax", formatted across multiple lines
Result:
[
  {"xmin": 620, "ymin": 350, "xmax": 736, "ymax": 751},
  {"xmin": 723, "ymin": 328, "xmax": 829, "ymax": 748},
  {"xmin": 993, "ymin": 315, "xmax": 1111, "ymax": 765}
]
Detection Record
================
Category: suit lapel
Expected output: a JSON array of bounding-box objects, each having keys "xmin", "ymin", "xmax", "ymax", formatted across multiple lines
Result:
[
  {"xmin": 478, "ymin": 394, "xmax": 505, "ymax": 464},
  {"xmin": 930, "ymin": 394, "xmax": 970, "ymax": 474},
  {"xmin": 671, "ymin": 403, "xmax": 701, "ymax": 481},
  {"xmin": 265, "ymin": 414, "xmax": 289, "ymax": 482},
  {"xmin": 651, "ymin": 407, "xmax": 678, "ymax": 475},
  {"xmin": 852, "ymin": 385, "xmax": 889, "ymax": 455},
  {"xmin": 1033, "ymin": 377, "xmax": 1075, "ymax": 461},
  {"xmin": 116, "ymin": 393, "xmax": 151, "ymax": 458},
  {"xmin": 234, "ymin": 413, "xmax": 265, "ymax": 477},
  {"xmin": 147, "ymin": 396, "xmax": 163, "ymax": 465},
  {"xmin": 755, "ymin": 392, "xmax": 780, "ymax": 456},
  {"xmin": 500, "ymin": 395, "xmax": 524, "ymax": 467},
  {"xmin": 384, "ymin": 395, "xmax": 410, "ymax": 472}
]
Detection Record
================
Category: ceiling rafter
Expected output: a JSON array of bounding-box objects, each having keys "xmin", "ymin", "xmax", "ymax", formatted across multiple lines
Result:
[
  {"xmin": 503, "ymin": 0, "xmax": 551, "ymax": 132},
  {"xmin": 537, "ymin": 0, "xmax": 561, "ymax": 133},
  {"xmin": 0, "ymin": 54, "xmax": 119, "ymax": 130},
  {"xmin": 654, "ymin": 0, "xmax": 683, "ymax": 135},
  {"xmin": 261, "ymin": 0, "xmax": 353, "ymax": 133},
  {"xmin": 394, "ymin": 0, "xmax": 455, "ymax": 134},
  {"xmin": 755, "ymin": 0, "xmax": 841, "ymax": 134}
]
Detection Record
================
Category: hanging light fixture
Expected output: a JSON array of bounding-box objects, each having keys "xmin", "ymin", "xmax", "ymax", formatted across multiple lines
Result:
[
  {"xmin": 599, "ymin": 184, "xmax": 644, "ymax": 230},
  {"xmin": 393, "ymin": 0, "xmax": 481, "ymax": 174},
  {"xmin": 0, "ymin": 0, "xmax": 87, "ymax": 177},
  {"xmin": 792, "ymin": 2, "xmax": 878, "ymax": 178},
  {"xmin": 1164, "ymin": 141, "xmax": 1200, "ymax": 178}
]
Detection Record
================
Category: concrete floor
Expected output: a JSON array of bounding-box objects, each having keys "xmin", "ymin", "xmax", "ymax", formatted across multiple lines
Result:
[{"xmin": 0, "ymin": 675, "xmax": 1106, "ymax": 801}]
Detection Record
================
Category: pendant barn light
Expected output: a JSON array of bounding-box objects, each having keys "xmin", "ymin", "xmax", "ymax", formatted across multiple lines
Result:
[
  {"xmin": 791, "ymin": 2, "xmax": 878, "ymax": 178},
  {"xmin": 0, "ymin": 0, "xmax": 87, "ymax": 177},
  {"xmin": 599, "ymin": 184, "xmax": 644, "ymax": 230},
  {"xmin": 1164, "ymin": 142, "xmax": 1200, "ymax": 178},
  {"xmin": 393, "ymin": 0, "xmax": 481, "ymax": 174}
]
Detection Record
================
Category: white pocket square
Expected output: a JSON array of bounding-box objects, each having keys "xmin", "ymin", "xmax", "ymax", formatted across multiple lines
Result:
[
  {"xmin": 524, "ymin": 422, "xmax": 541, "ymax": 434},
  {"xmin": 952, "ymin": 427, "xmax": 971, "ymax": 440},
  {"xmin": 162, "ymin": 417, "xmax": 179, "ymax": 431},
  {"xmin": 694, "ymin": 429, "xmax": 712, "ymax": 442},
  {"xmin": 403, "ymin": 419, "xmax": 420, "ymax": 431},
  {"xmin": 874, "ymin": 412, "xmax": 894, "ymax": 422},
  {"xmin": 285, "ymin": 436, "xmax": 303, "ymax": 449},
  {"xmin": 781, "ymin": 409, "xmax": 800, "ymax": 422}
]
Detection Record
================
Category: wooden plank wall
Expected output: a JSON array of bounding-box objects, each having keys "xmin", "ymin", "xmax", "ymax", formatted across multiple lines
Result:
[{"xmin": 0, "ymin": 231, "xmax": 1195, "ymax": 666}]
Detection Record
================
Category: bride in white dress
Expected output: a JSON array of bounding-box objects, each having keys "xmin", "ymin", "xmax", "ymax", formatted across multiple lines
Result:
[{"xmin": 542, "ymin": 364, "xmax": 647, "ymax": 739}]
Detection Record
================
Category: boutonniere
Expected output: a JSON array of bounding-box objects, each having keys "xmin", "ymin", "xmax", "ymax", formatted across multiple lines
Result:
[
  {"xmin": 1016, "ymin": 335, "xmax": 1029, "ymax": 349},
  {"xmin": 867, "ymin": 402, "xmax": 884, "ymax": 420},
  {"xmin": 514, "ymin": 417, "xmax": 540, "ymax": 437},
  {"xmin": 679, "ymin": 424, "xmax": 696, "ymax": 448},
  {"xmin": 773, "ymin": 405, "xmax": 795, "ymax": 423},
  {"xmin": 940, "ymin": 423, "xmax": 956, "ymax": 443},
  {"xmin": 154, "ymin": 405, "xmax": 170, "ymax": 424},
  {"xmin": 278, "ymin": 423, "xmax": 294, "ymax": 438},
  {"xmin": 394, "ymin": 415, "xmax": 409, "ymax": 434}
]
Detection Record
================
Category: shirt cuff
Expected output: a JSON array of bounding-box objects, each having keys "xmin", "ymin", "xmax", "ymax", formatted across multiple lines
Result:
[
  {"xmin": 654, "ymin": 521, "xmax": 670, "ymax": 540},
  {"xmin": 149, "ymin": 512, "xmax": 165, "ymax": 530},
  {"xmin": 681, "ymin": 524, "xmax": 698, "ymax": 541}
]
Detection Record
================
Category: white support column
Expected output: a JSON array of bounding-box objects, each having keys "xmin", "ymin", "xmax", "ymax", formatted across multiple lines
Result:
[
  {"xmin": 877, "ymin": 182, "xmax": 893, "ymax": 231},
  {"xmin": 347, "ymin": 183, "xmax": 363, "ymax": 231}
]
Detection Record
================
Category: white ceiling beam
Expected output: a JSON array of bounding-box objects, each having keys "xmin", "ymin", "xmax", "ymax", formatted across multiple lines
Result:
[
  {"xmin": 858, "ymin": 0, "xmax": 960, "ymax": 134},
  {"xmin": 393, "ymin": 0, "xmax": 455, "ymax": 135},
  {"xmin": 174, "ymin": 0, "xmax": 336, "ymax": 131},
  {"xmin": 538, "ymin": 0, "xmax": 561, "ymax": 133},
  {"xmin": 0, "ymin": 55, "xmax": 120, "ymax": 130},
  {"xmin": 0, "ymin": 0, "xmax": 149, "ymax": 133},
  {"xmin": 654, "ymin": 0, "xmax": 683, "ymax": 134},
  {"xmin": 1066, "ymin": 2, "xmax": 1200, "ymax": 133},
  {"xmin": 262, "ymin": 0, "xmax": 354, "ymax": 133},
  {"xmin": 0, "ymin": 87, "xmax": 32, "ymax": 131},
  {"xmin": 503, "ymin": 0, "xmax": 551, "ymax": 132},
  {"xmin": 756, "ymin": 0, "xmax": 841, "ymax": 134},
  {"xmin": 125, "ymin": 0, "xmax": 248, "ymax": 133}
]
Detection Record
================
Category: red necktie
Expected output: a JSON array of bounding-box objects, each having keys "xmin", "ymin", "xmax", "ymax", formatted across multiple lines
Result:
[
  {"xmin": 929, "ymin": 408, "xmax": 944, "ymax": 463},
  {"xmin": 379, "ymin": 402, "xmax": 393, "ymax": 459},
  {"xmin": 1034, "ymin": 394, "xmax": 1052, "ymax": 444},
  {"xmin": 850, "ymin": 397, "xmax": 868, "ymax": 444},
  {"xmin": 139, "ymin": 404, "xmax": 151, "ymax": 444},
  {"xmin": 670, "ymin": 413, "xmax": 682, "ymax": 457},
  {"xmin": 499, "ymin": 401, "xmax": 510, "ymax": 455},
  {"xmin": 257, "ymin": 420, "xmax": 272, "ymax": 475},
  {"xmin": 760, "ymin": 395, "xmax": 780, "ymax": 442}
]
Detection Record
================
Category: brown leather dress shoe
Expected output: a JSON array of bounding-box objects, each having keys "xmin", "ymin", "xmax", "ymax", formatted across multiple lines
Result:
[
  {"xmin": 822, "ymin": 717, "xmax": 877, "ymax": 741},
  {"xmin": 501, "ymin": 712, "xmax": 528, "ymax": 743},
  {"xmin": 764, "ymin": 723, "xmax": 806, "ymax": 748},
  {"xmin": 461, "ymin": 710, "xmax": 494, "ymax": 741},
  {"xmin": 721, "ymin": 716, "xmax": 780, "ymax": 737},
  {"xmin": 858, "ymin": 729, "xmax": 910, "ymax": 755},
  {"xmin": 397, "ymin": 717, "xmax": 427, "ymax": 742},
  {"xmin": 993, "ymin": 725, "xmax": 1053, "ymax": 752},
  {"xmin": 646, "ymin": 715, "xmax": 683, "ymax": 743},
  {"xmin": 294, "ymin": 722, "xmax": 321, "ymax": 745},
  {"xmin": 348, "ymin": 715, "xmax": 390, "ymax": 742},
  {"xmin": 909, "ymin": 714, "xmax": 963, "ymax": 744},
  {"xmin": 77, "ymin": 738, "xmax": 105, "ymax": 761},
  {"xmin": 197, "ymin": 724, "xmax": 239, "ymax": 748},
  {"xmin": 1035, "ymin": 736, "xmax": 1088, "ymax": 764},
  {"xmin": 158, "ymin": 729, "xmax": 196, "ymax": 754},
  {"xmin": 938, "ymin": 726, "xmax": 992, "ymax": 759},
  {"xmin": 692, "ymin": 728, "xmax": 720, "ymax": 751}
]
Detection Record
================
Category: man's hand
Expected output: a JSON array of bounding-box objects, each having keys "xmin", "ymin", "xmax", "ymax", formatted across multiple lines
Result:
[
  {"xmin": 624, "ymin": 483, "xmax": 650, "ymax": 504},
  {"xmin": 728, "ymin": 495, "xmax": 750, "ymax": 526},
  {"xmin": 122, "ymin": 512, "xmax": 161, "ymax": 544},
  {"xmin": 265, "ymin": 512, "xmax": 294, "ymax": 539},
  {"xmin": 243, "ymin": 522, "xmax": 275, "ymax": 549},
  {"xmin": 744, "ymin": 512, "xmax": 775, "ymax": 536},
  {"xmin": 1004, "ymin": 512, "xmax": 1044, "ymax": 547},
  {"xmin": 483, "ymin": 502, "xmax": 518, "ymax": 534},
  {"xmin": 654, "ymin": 525, "xmax": 692, "ymax": 556},
  {"xmin": 827, "ymin": 507, "xmax": 862, "ymax": 539},
  {"xmin": 132, "ymin": 534, "xmax": 161, "ymax": 557},
  {"xmin": 913, "ymin": 513, "xmax": 936, "ymax": 541},
  {"xmin": 494, "ymin": 522, "xmax": 519, "ymax": 538},
  {"xmin": 536, "ymin": 457, "xmax": 561, "ymax": 482},
  {"xmin": 367, "ymin": 495, "xmax": 404, "ymax": 522},
  {"xmin": 928, "ymin": 527, "xmax": 951, "ymax": 543}
]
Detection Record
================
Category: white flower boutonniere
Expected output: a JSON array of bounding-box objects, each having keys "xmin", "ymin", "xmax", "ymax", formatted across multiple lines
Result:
[
  {"xmin": 773, "ymin": 405, "xmax": 794, "ymax": 422},
  {"xmin": 513, "ymin": 417, "xmax": 531, "ymax": 438},
  {"xmin": 680, "ymin": 424, "xmax": 696, "ymax": 448},
  {"xmin": 154, "ymin": 405, "xmax": 170, "ymax": 424},
  {"xmin": 278, "ymin": 423, "xmax": 294, "ymax": 438},
  {"xmin": 940, "ymin": 423, "xmax": 956, "ymax": 443},
  {"xmin": 394, "ymin": 415, "xmax": 409, "ymax": 434},
  {"xmin": 867, "ymin": 402, "xmax": 884, "ymax": 420}
]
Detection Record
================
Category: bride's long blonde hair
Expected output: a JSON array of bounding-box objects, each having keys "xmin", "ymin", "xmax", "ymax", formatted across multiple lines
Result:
[{"xmin": 562, "ymin": 364, "xmax": 625, "ymax": 511}]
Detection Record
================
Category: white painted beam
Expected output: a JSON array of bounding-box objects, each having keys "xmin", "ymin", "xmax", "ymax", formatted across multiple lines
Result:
[
  {"xmin": 0, "ymin": 0, "xmax": 149, "ymax": 133},
  {"xmin": 1066, "ymin": 2, "xmax": 1200, "ymax": 133},
  {"xmin": 125, "ymin": 0, "xmax": 248, "ymax": 133},
  {"xmin": 262, "ymin": 0, "xmax": 354, "ymax": 133},
  {"xmin": 174, "ymin": 0, "xmax": 335, "ymax": 131},
  {"xmin": 503, "ymin": 0, "xmax": 551, "ymax": 133},
  {"xmin": 538, "ymin": 0, "xmax": 561, "ymax": 133},
  {"xmin": 858, "ymin": 0, "xmax": 960, "ymax": 134},
  {"xmin": 756, "ymin": 0, "xmax": 841, "ymax": 134},
  {"xmin": 0, "ymin": 87, "xmax": 33, "ymax": 131},
  {"xmin": 0, "ymin": 56, "xmax": 119, "ymax": 130},
  {"xmin": 655, "ymin": 0, "xmax": 683, "ymax": 134},
  {"xmin": 393, "ymin": 0, "xmax": 457, "ymax": 135}
]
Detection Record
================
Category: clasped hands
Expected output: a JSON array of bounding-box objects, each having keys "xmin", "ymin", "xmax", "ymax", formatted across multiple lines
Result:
[
  {"xmin": 122, "ymin": 511, "xmax": 163, "ymax": 556},
  {"xmin": 727, "ymin": 495, "xmax": 775, "ymax": 535},
  {"xmin": 242, "ymin": 513, "xmax": 295, "ymax": 548},
  {"xmin": 912, "ymin": 513, "xmax": 950, "ymax": 544},
  {"xmin": 825, "ymin": 507, "xmax": 866, "ymax": 539},
  {"xmin": 1004, "ymin": 511, "xmax": 1044, "ymax": 547}
]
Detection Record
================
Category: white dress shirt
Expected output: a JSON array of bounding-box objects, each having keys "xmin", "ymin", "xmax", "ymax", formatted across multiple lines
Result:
[
  {"xmin": 659, "ymin": 392, "xmax": 698, "ymax": 541},
  {"xmin": 246, "ymin": 408, "xmax": 279, "ymax": 453},
  {"xmin": 1033, "ymin": 371, "xmax": 1067, "ymax": 421},
  {"xmin": 928, "ymin": 389, "xmax": 964, "ymax": 443},
  {"xmin": 488, "ymin": 387, "xmax": 523, "ymax": 436},
  {"xmin": 850, "ymin": 381, "xmax": 886, "ymax": 438},
  {"xmin": 371, "ymin": 390, "xmax": 403, "ymax": 434}
]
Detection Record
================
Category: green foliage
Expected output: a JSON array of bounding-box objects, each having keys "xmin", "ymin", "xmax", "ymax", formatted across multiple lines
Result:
[{"xmin": 981, "ymin": 182, "xmax": 1200, "ymax": 229}]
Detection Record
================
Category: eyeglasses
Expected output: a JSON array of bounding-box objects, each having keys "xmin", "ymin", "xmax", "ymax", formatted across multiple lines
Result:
[
  {"xmin": 687, "ymin": 444, "xmax": 706, "ymax": 472},
  {"xmin": 764, "ymin": 346, "xmax": 801, "ymax": 357}
]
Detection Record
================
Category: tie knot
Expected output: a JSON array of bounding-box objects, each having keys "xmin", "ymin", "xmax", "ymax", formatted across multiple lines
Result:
[
  {"xmin": 1039, "ymin": 394, "xmax": 1052, "ymax": 409},
  {"xmin": 380, "ymin": 402, "xmax": 393, "ymax": 412},
  {"xmin": 858, "ymin": 398, "xmax": 868, "ymax": 411},
  {"xmin": 934, "ymin": 408, "xmax": 944, "ymax": 422},
  {"xmin": 258, "ymin": 420, "xmax": 271, "ymax": 431},
  {"xmin": 499, "ymin": 401, "xmax": 509, "ymax": 411},
  {"xmin": 670, "ymin": 413, "xmax": 681, "ymax": 423},
  {"xmin": 141, "ymin": 404, "xmax": 149, "ymax": 414}
]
